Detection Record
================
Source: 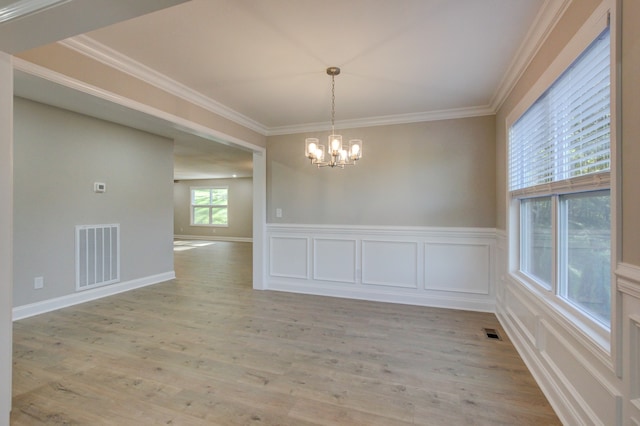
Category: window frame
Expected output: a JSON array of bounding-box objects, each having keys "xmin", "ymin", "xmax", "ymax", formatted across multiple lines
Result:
[
  {"xmin": 190, "ymin": 186, "xmax": 229, "ymax": 227},
  {"xmin": 556, "ymin": 189, "xmax": 611, "ymax": 326},
  {"xmin": 505, "ymin": 3, "xmax": 617, "ymax": 353}
]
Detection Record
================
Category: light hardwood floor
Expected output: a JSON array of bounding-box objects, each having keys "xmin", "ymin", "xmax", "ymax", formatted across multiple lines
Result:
[{"xmin": 11, "ymin": 240, "xmax": 560, "ymax": 425}]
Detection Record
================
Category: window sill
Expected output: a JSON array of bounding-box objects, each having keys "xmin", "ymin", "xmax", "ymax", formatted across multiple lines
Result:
[{"xmin": 508, "ymin": 270, "xmax": 613, "ymax": 369}]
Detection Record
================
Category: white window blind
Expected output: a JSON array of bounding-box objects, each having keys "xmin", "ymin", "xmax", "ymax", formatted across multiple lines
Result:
[{"xmin": 509, "ymin": 28, "xmax": 610, "ymax": 193}]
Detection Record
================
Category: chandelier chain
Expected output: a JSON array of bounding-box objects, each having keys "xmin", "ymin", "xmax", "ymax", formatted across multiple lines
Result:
[{"xmin": 331, "ymin": 74, "xmax": 336, "ymax": 134}]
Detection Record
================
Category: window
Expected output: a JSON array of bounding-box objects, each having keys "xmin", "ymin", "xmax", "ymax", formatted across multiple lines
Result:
[
  {"xmin": 558, "ymin": 191, "xmax": 611, "ymax": 325},
  {"xmin": 520, "ymin": 196, "xmax": 552, "ymax": 288},
  {"xmin": 509, "ymin": 27, "xmax": 612, "ymax": 330},
  {"xmin": 190, "ymin": 187, "xmax": 228, "ymax": 226}
]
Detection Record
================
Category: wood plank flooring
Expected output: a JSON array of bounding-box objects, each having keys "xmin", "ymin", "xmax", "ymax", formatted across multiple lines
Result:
[{"xmin": 11, "ymin": 240, "xmax": 560, "ymax": 425}]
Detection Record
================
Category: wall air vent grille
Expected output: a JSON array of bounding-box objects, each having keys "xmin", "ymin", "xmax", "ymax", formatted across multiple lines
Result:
[{"xmin": 75, "ymin": 224, "xmax": 120, "ymax": 291}]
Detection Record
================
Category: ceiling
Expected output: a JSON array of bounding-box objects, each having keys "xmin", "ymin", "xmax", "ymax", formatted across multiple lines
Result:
[{"xmin": 8, "ymin": 0, "xmax": 567, "ymax": 179}]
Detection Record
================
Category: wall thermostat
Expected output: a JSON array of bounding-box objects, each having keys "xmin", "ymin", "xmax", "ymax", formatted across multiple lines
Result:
[{"xmin": 94, "ymin": 182, "xmax": 106, "ymax": 193}]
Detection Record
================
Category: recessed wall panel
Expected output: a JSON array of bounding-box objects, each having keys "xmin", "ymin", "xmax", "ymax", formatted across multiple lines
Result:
[
  {"xmin": 505, "ymin": 286, "xmax": 539, "ymax": 347},
  {"xmin": 542, "ymin": 321, "xmax": 618, "ymax": 425},
  {"xmin": 362, "ymin": 240, "xmax": 417, "ymax": 288},
  {"xmin": 425, "ymin": 243, "xmax": 490, "ymax": 294},
  {"xmin": 270, "ymin": 236, "xmax": 308, "ymax": 279},
  {"xmin": 631, "ymin": 315, "xmax": 640, "ymax": 420},
  {"xmin": 314, "ymin": 238, "xmax": 356, "ymax": 283}
]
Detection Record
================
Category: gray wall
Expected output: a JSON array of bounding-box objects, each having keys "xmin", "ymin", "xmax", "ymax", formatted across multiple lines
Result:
[
  {"xmin": 173, "ymin": 177, "xmax": 253, "ymax": 239},
  {"xmin": 0, "ymin": 52, "xmax": 13, "ymax": 426},
  {"xmin": 267, "ymin": 116, "xmax": 496, "ymax": 227},
  {"xmin": 13, "ymin": 97, "xmax": 175, "ymax": 307}
]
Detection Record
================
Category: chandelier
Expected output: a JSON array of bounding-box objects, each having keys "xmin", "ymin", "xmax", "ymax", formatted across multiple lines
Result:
[{"xmin": 305, "ymin": 67, "xmax": 363, "ymax": 168}]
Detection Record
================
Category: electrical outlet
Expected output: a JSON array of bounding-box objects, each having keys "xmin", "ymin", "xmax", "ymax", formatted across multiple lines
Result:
[
  {"xmin": 276, "ymin": 208, "xmax": 283, "ymax": 218},
  {"xmin": 34, "ymin": 276, "xmax": 44, "ymax": 289}
]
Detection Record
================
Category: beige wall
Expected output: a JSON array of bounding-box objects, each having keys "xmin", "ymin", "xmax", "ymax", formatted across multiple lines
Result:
[
  {"xmin": 174, "ymin": 177, "xmax": 253, "ymax": 239},
  {"xmin": 13, "ymin": 97, "xmax": 175, "ymax": 307},
  {"xmin": 17, "ymin": 43, "xmax": 266, "ymax": 149},
  {"xmin": 267, "ymin": 116, "xmax": 496, "ymax": 227},
  {"xmin": 621, "ymin": 0, "xmax": 640, "ymax": 265}
]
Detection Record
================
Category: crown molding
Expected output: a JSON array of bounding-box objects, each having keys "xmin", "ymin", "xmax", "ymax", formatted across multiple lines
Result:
[
  {"xmin": 13, "ymin": 56, "xmax": 265, "ymax": 154},
  {"xmin": 61, "ymin": 35, "xmax": 495, "ymax": 136},
  {"xmin": 59, "ymin": 35, "xmax": 269, "ymax": 136},
  {"xmin": 266, "ymin": 105, "xmax": 495, "ymax": 136},
  {"xmin": 0, "ymin": 0, "xmax": 69, "ymax": 24},
  {"xmin": 490, "ymin": 0, "xmax": 572, "ymax": 112}
]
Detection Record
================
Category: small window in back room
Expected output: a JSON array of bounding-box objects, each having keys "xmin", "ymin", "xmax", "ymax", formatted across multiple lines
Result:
[{"xmin": 190, "ymin": 186, "xmax": 229, "ymax": 226}]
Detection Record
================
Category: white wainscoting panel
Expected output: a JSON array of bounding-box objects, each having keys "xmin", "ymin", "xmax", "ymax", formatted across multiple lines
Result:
[
  {"xmin": 362, "ymin": 240, "xmax": 418, "ymax": 288},
  {"xmin": 266, "ymin": 225, "xmax": 496, "ymax": 312},
  {"xmin": 498, "ymin": 273, "xmax": 623, "ymax": 425},
  {"xmin": 504, "ymin": 286, "xmax": 540, "ymax": 348},
  {"xmin": 540, "ymin": 319, "xmax": 621, "ymax": 425},
  {"xmin": 618, "ymin": 264, "xmax": 640, "ymax": 424},
  {"xmin": 627, "ymin": 314, "xmax": 640, "ymax": 424},
  {"xmin": 496, "ymin": 229, "xmax": 634, "ymax": 425},
  {"xmin": 269, "ymin": 236, "xmax": 309, "ymax": 279},
  {"xmin": 313, "ymin": 238, "xmax": 356, "ymax": 283},
  {"xmin": 424, "ymin": 242, "xmax": 490, "ymax": 294}
]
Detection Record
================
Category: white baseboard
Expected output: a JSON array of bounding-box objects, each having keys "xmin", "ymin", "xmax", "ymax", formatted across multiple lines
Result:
[
  {"xmin": 12, "ymin": 271, "xmax": 175, "ymax": 321},
  {"xmin": 174, "ymin": 234, "xmax": 252, "ymax": 243},
  {"xmin": 269, "ymin": 280, "xmax": 495, "ymax": 312}
]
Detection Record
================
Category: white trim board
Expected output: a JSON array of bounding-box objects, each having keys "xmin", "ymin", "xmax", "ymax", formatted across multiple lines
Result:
[
  {"xmin": 60, "ymin": 35, "xmax": 268, "ymax": 136},
  {"xmin": 12, "ymin": 271, "xmax": 175, "ymax": 321},
  {"xmin": 490, "ymin": 0, "xmax": 571, "ymax": 112},
  {"xmin": 0, "ymin": 0, "xmax": 68, "ymax": 24},
  {"xmin": 174, "ymin": 235, "xmax": 252, "ymax": 243},
  {"xmin": 269, "ymin": 281, "xmax": 495, "ymax": 313}
]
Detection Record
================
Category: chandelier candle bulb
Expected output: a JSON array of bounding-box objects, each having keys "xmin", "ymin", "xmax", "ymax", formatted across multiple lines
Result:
[
  {"xmin": 305, "ymin": 138, "xmax": 319, "ymax": 159},
  {"xmin": 349, "ymin": 140, "xmax": 362, "ymax": 160},
  {"xmin": 330, "ymin": 134, "xmax": 342, "ymax": 154}
]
